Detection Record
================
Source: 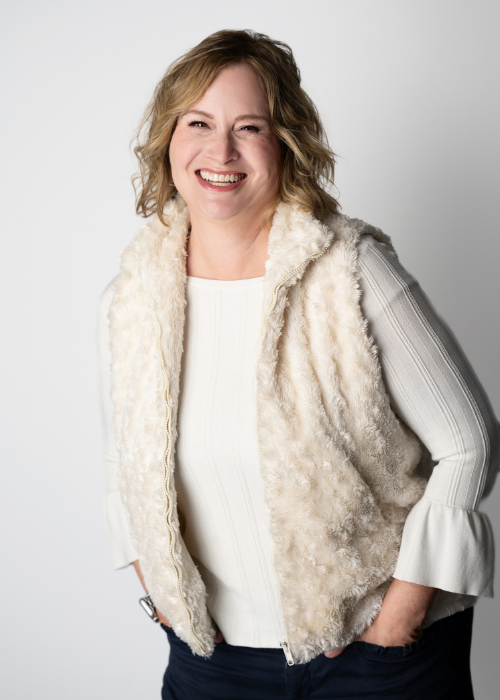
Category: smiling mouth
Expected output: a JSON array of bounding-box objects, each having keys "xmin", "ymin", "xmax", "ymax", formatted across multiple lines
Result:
[{"xmin": 198, "ymin": 170, "xmax": 247, "ymax": 187}]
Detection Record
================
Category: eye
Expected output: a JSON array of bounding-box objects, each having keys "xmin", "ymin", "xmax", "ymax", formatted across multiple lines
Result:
[
  {"xmin": 188, "ymin": 120, "xmax": 209, "ymax": 128},
  {"xmin": 240, "ymin": 125, "xmax": 260, "ymax": 132}
]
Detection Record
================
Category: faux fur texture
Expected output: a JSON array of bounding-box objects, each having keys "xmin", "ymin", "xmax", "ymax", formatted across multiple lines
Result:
[{"xmin": 108, "ymin": 196, "xmax": 428, "ymax": 663}]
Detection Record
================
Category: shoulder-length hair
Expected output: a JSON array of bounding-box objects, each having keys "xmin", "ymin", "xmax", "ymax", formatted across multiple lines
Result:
[{"xmin": 133, "ymin": 29, "xmax": 340, "ymax": 225}]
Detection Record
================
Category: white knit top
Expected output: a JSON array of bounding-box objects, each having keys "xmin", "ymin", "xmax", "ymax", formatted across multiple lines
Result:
[
  {"xmin": 175, "ymin": 274, "xmax": 283, "ymax": 646},
  {"xmin": 99, "ymin": 234, "xmax": 499, "ymax": 648}
]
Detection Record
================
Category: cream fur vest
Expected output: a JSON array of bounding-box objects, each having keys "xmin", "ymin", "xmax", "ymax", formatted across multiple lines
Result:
[{"xmin": 108, "ymin": 196, "xmax": 428, "ymax": 664}]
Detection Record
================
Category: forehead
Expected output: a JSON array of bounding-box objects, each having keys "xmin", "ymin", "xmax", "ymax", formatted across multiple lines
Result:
[{"xmin": 190, "ymin": 63, "xmax": 270, "ymax": 118}]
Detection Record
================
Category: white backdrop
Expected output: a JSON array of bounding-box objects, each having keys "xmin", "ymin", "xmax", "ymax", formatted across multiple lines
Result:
[{"xmin": 1, "ymin": 1, "xmax": 499, "ymax": 697}]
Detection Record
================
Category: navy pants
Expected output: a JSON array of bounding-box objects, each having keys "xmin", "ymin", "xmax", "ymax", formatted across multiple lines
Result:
[{"xmin": 161, "ymin": 607, "xmax": 474, "ymax": 700}]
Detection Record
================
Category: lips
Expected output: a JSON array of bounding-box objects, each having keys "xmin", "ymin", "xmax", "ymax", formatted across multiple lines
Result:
[{"xmin": 196, "ymin": 169, "xmax": 247, "ymax": 191}]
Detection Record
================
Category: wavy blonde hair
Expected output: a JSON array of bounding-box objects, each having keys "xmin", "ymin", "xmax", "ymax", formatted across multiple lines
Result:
[{"xmin": 133, "ymin": 29, "xmax": 340, "ymax": 225}]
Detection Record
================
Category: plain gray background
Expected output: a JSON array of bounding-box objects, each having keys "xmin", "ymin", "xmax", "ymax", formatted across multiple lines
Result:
[{"xmin": 1, "ymin": 1, "xmax": 499, "ymax": 697}]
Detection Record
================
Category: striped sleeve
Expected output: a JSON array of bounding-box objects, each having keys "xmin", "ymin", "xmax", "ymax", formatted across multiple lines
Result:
[{"xmin": 358, "ymin": 234, "xmax": 499, "ymax": 597}]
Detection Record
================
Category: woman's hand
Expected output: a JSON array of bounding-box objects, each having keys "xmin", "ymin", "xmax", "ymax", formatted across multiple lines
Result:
[
  {"xmin": 132, "ymin": 560, "xmax": 224, "ymax": 641},
  {"xmin": 133, "ymin": 560, "xmax": 172, "ymax": 627},
  {"xmin": 156, "ymin": 610, "xmax": 173, "ymax": 627},
  {"xmin": 356, "ymin": 579, "xmax": 437, "ymax": 648},
  {"xmin": 324, "ymin": 646, "xmax": 347, "ymax": 659},
  {"xmin": 324, "ymin": 579, "xmax": 437, "ymax": 658}
]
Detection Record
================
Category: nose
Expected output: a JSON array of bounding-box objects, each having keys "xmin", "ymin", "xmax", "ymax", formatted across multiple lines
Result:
[{"xmin": 206, "ymin": 128, "xmax": 239, "ymax": 165}]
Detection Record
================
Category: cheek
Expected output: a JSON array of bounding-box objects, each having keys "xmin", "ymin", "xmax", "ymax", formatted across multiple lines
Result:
[
  {"xmin": 259, "ymin": 139, "xmax": 282, "ymax": 184},
  {"xmin": 241, "ymin": 133, "xmax": 281, "ymax": 181},
  {"xmin": 169, "ymin": 130, "xmax": 195, "ymax": 177}
]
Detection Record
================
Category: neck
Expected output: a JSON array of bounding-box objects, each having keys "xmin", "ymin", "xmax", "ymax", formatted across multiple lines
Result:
[{"xmin": 185, "ymin": 207, "xmax": 273, "ymax": 281}]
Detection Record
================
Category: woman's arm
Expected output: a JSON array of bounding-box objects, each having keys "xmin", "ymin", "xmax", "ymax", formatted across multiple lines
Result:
[
  {"xmin": 357, "ymin": 234, "xmax": 498, "ymax": 597},
  {"xmin": 326, "ymin": 234, "xmax": 498, "ymax": 656},
  {"xmin": 99, "ymin": 281, "xmax": 139, "ymax": 569},
  {"xmin": 100, "ymin": 285, "xmax": 223, "ymax": 640}
]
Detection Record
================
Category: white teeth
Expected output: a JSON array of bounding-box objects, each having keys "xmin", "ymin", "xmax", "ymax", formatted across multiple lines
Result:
[{"xmin": 199, "ymin": 170, "xmax": 245, "ymax": 185}]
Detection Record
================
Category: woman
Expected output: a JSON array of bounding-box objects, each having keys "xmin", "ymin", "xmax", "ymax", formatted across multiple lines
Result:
[{"xmin": 99, "ymin": 30, "xmax": 499, "ymax": 699}]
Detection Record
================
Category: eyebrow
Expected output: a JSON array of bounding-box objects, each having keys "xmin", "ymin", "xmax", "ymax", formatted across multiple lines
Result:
[{"xmin": 184, "ymin": 109, "xmax": 269, "ymax": 122}]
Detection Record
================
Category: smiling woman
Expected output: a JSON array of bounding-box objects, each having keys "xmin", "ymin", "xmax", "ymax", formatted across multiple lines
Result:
[
  {"xmin": 167, "ymin": 62, "xmax": 283, "ymax": 279},
  {"xmin": 169, "ymin": 64, "xmax": 281, "ymax": 237},
  {"xmin": 133, "ymin": 30, "xmax": 339, "ymax": 228},
  {"xmin": 100, "ymin": 29, "xmax": 498, "ymax": 700}
]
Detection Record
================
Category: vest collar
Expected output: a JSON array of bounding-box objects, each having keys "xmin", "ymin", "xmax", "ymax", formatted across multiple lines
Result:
[{"xmin": 119, "ymin": 195, "xmax": 335, "ymax": 304}]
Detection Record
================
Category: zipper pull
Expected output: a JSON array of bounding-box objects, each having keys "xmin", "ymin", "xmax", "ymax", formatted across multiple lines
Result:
[{"xmin": 280, "ymin": 639, "xmax": 294, "ymax": 666}]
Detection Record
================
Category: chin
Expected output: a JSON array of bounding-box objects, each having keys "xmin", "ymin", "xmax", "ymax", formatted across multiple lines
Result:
[{"xmin": 192, "ymin": 198, "xmax": 250, "ymax": 222}]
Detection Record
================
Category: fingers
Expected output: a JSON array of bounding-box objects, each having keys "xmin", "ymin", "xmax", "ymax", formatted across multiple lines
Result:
[
  {"xmin": 324, "ymin": 646, "xmax": 346, "ymax": 658},
  {"xmin": 157, "ymin": 615, "xmax": 224, "ymax": 642},
  {"xmin": 356, "ymin": 621, "xmax": 423, "ymax": 648}
]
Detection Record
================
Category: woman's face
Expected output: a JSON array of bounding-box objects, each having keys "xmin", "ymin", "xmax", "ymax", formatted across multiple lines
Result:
[{"xmin": 169, "ymin": 63, "xmax": 281, "ymax": 224}]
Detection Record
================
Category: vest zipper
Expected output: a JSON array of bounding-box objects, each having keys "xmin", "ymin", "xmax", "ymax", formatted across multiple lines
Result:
[
  {"xmin": 280, "ymin": 640, "xmax": 295, "ymax": 666},
  {"xmin": 258, "ymin": 242, "xmax": 331, "ymax": 666},
  {"xmin": 154, "ymin": 316, "xmax": 207, "ymax": 655}
]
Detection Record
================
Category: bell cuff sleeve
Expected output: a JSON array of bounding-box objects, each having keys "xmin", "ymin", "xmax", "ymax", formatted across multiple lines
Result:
[
  {"xmin": 393, "ymin": 498, "xmax": 494, "ymax": 597},
  {"xmin": 104, "ymin": 489, "xmax": 139, "ymax": 570}
]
